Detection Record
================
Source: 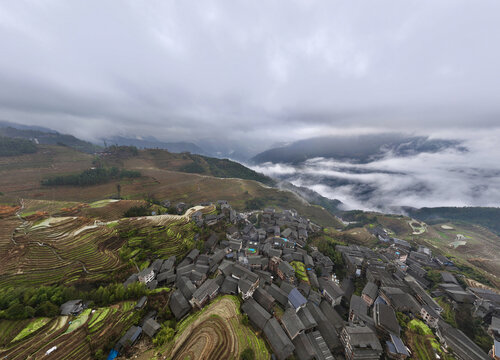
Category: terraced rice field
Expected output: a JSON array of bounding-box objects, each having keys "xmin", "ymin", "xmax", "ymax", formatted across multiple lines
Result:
[
  {"xmin": 165, "ymin": 296, "xmax": 269, "ymax": 360},
  {"xmin": 0, "ymin": 301, "xmax": 138, "ymax": 360},
  {"xmin": 0, "ymin": 199, "xmax": 212, "ymax": 290}
]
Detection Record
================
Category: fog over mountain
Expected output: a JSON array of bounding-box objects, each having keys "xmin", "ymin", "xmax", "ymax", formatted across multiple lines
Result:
[{"xmin": 251, "ymin": 132, "xmax": 500, "ymax": 211}]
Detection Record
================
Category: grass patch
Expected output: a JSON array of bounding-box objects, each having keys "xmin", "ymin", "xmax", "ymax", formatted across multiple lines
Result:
[
  {"xmin": 408, "ymin": 319, "xmax": 433, "ymax": 335},
  {"xmin": 291, "ymin": 261, "xmax": 309, "ymax": 283},
  {"xmin": 64, "ymin": 308, "xmax": 91, "ymax": 334},
  {"xmin": 11, "ymin": 317, "xmax": 50, "ymax": 342}
]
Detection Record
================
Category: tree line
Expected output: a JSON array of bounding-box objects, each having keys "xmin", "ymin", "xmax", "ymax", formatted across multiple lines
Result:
[
  {"xmin": 41, "ymin": 167, "xmax": 141, "ymax": 186},
  {"xmin": 0, "ymin": 282, "xmax": 147, "ymax": 320}
]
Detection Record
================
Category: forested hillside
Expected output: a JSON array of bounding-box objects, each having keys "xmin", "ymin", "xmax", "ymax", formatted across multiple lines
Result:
[{"xmin": 0, "ymin": 136, "xmax": 37, "ymax": 156}]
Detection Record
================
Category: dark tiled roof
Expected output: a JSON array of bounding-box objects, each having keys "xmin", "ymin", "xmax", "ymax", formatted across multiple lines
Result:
[
  {"xmin": 308, "ymin": 330, "xmax": 335, "ymax": 360},
  {"xmin": 362, "ymin": 282, "xmax": 378, "ymax": 300},
  {"xmin": 253, "ymin": 287, "xmax": 275, "ymax": 312},
  {"xmin": 220, "ymin": 276, "xmax": 238, "ymax": 295},
  {"xmin": 293, "ymin": 333, "xmax": 316, "ymax": 360},
  {"xmin": 266, "ymin": 284, "xmax": 288, "ymax": 307},
  {"xmin": 343, "ymin": 325, "xmax": 383, "ymax": 351},
  {"xmin": 169, "ymin": 290, "xmax": 191, "ymax": 320},
  {"xmin": 306, "ymin": 303, "xmax": 341, "ymax": 351},
  {"xmin": 263, "ymin": 317, "xmax": 295, "ymax": 360},
  {"xmin": 281, "ymin": 307, "xmax": 305, "ymax": 339},
  {"xmin": 373, "ymin": 303, "xmax": 400, "ymax": 335},
  {"xmin": 142, "ymin": 318, "xmax": 161, "ymax": 337},
  {"xmin": 298, "ymin": 306, "xmax": 318, "ymax": 330},
  {"xmin": 319, "ymin": 300, "xmax": 344, "ymax": 332},
  {"xmin": 241, "ymin": 298, "xmax": 271, "ymax": 331}
]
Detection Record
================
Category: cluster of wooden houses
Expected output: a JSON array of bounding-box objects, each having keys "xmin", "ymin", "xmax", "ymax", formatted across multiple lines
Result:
[{"xmin": 60, "ymin": 202, "xmax": 498, "ymax": 360}]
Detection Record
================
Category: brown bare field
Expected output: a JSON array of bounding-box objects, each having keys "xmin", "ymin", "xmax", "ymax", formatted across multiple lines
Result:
[{"xmin": 0, "ymin": 145, "xmax": 341, "ymax": 227}]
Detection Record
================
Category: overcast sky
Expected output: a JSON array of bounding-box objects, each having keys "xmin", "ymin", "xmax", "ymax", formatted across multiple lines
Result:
[{"xmin": 1, "ymin": 0, "xmax": 500, "ymax": 147}]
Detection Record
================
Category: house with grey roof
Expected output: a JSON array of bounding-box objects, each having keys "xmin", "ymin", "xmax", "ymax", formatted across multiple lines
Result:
[
  {"xmin": 177, "ymin": 276, "xmax": 196, "ymax": 299},
  {"xmin": 362, "ymin": 282, "xmax": 378, "ymax": 307},
  {"xmin": 319, "ymin": 278, "xmax": 344, "ymax": 306},
  {"xmin": 220, "ymin": 276, "xmax": 238, "ymax": 295},
  {"xmin": 238, "ymin": 278, "xmax": 256, "ymax": 300},
  {"xmin": 306, "ymin": 303, "xmax": 342, "ymax": 353},
  {"xmin": 169, "ymin": 290, "xmax": 191, "ymax": 320},
  {"xmin": 263, "ymin": 317, "xmax": 295, "ymax": 360},
  {"xmin": 308, "ymin": 330, "xmax": 335, "ymax": 360},
  {"xmin": 241, "ymin": 298, "xmax": 271, "ymax": 331},
  {"xmin": 437, "ymin": 320, "xmax": 490, "ymax": 360},
  {"xmin": 277, "ymin": 261, "xmax": 296, "ymax": 284},
  {"xmin": 420, "ymin": 304, "xmax": 439, "ymax": 329},
  {"xmin": 60, "ymin": 299, "xmax": 84, "ymax": 316},
  {"xmin": 142, "ymin": 318, "xmax": 161, "ymax": 337},
  {"xmin": 281, "ymin": 307, "xmax": 305, "ymax": 340},
  {"xmin": 349, "ymin": 295, "xmax": 369, "ymax": 324},
  {"xmin": 292, "ymin": 332, "xmax": 316, "ymax": 360},
  {"xmin": 298, "ymin": 306, "xmax": 318, "ymax": 331},
  {"xmin": 373, "ymin": 302, "xmax": 400, "ymax": 335},
  {"xmin": 340, "ymin": 325, "xmax": 383, "ymax": 360},
  {"xmin": 266, "ymin": 284, "xmax": 288, "ymax": 307},
  {"xmin": 190, "ymin": 278, "xmax": 220, "ymax": 308},
  {"xmin": 115, "ymin": 326, "xmax": 142, "ymax": 351},
  {"xmin": 319, "ymin": 300, "xmax": 344, "ymax": 332},
  {"xmin": 379, "ymin": 287, "xmax": 420, "ymax": 313},
  {"xmin": 253, "ymin": 287, "xmax": 275, "ymax": 313}
]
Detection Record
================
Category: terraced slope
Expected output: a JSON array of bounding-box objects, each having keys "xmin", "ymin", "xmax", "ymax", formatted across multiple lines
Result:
[
  {"xmin": 165, "ymin": 296, "xmax": 269, "ymax": 360},
  {"xmin": 0, "ymin": 200, "xmax": 210, "ymax": 291},
  {"xmin": 0, "ymin": 301, "xmax": 138, "ymax": 360}
]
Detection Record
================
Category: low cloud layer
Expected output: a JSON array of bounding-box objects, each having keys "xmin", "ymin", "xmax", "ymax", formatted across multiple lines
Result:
[
  {"xmin": 0, "ymin": 1, "xmax": 500, "ymax": 150},
  {"xmin": 251, "ymin": 130, "xmax": 500, "ymax": 211}
]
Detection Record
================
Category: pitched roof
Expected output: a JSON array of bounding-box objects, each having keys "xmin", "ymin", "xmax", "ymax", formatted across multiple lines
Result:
[
  {"xmin": 238, "ymin": 278, "xmax": 254, "ymax": 294},
  {"xmin": 292, "ymin": 333, "xmax": 316, "ymax": 360},
  {"xmin": 192, "ymin": 278, "xmax": 220, "ymax": 303},
  {"xmin": 253, "ymin": 287, "xmax": 275, "ymax": 312},
  {"xmin": 263, "ymin": 317, "xmax": 295, "ymax": 360},
  {"xmin": 350, "ymin": 295, "xmax": 368, "ymax": 317},
  {"xmin": 288, "ymin": 288, "xmax": 307, "ymax": 310},
  {"xmin": 319, "ymin": 278, "xmax": 345, "ymax": 299},
  {"xmin": 343, "ymin": 325, "xmax": 383, "ymax": 351},
  {"xmin": 169, "ymin": 290, "xmax": 191, "ymax": 320},
  {"xmin": 374, "ymin": 303, "xmax": 400, "ymax": 335},
  {"xmin": 281, "ymin": 307, "xmax": 305, "ymax": 339},
  {"xmin": 142, "ymin": 318, "xmax": 161, "ymax": 337},
  {"xmin": 266, "ymin": 284, "xmax": 288, "ymax": 307},
  {"xmin": 362, "ymin": 282, "xmax": 378, "ymax": 300},
  {"xmin": 241, "ymin": 298, "xmax": 271, "ymax": 331},
  {"xmin": 177, "ymin": 276, "xmax": 196, "ymax": 299},
  {"xmin": 220, "ymin": 276, "xmax": 238, "ymax": 295},
  {"xmin": 319, "ymin": 300, "xmax": 344, "ymax": 331},
  {"xmin": 297, "ymin": 306, "xmax": 318, "ymax": 330},
  {"xmin": 306, "ymin": 303, "xmax": 341, "ymax": 351},
  {"xmin": 278, "ymin": 261, "xmax": 295, "ymax": 277},
  {"xmin": 387, "ymin": 334, "xmax": 410, "ymax": 356},
  {"xmin": 308, "ymin": 330, "xmax": 335, "ymax": 360}
]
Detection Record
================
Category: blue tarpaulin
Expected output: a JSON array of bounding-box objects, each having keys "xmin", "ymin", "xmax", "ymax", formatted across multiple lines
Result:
[{"xmin": 107, "ymin": 349, "xmax": 119, "ymax": 360}]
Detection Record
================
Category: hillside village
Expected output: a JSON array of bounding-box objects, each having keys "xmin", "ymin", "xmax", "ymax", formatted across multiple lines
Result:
[{"xmin": 59, "ymin": 201, "xmax": 500, "ymax": 360}]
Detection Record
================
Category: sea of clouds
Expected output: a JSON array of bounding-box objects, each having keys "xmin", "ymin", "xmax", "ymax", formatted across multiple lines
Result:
[{"xmin": 251, "ymin": 132, "xmax": 500, "ymax": 212}]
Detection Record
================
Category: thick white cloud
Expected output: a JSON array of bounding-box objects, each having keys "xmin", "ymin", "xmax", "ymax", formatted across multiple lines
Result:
[
  {"xmin": 252, "ymin": 129, "xmax": 500, "ymax": 210},
  {"xmin": 0, "ymin": 0, "xmax": 499, "ymax": 147}
]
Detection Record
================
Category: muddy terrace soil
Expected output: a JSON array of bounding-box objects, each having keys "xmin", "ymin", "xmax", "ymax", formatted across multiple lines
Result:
[{"xmin": 167, "ymin": 297, "xmax": 269, "ymax": 360}]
